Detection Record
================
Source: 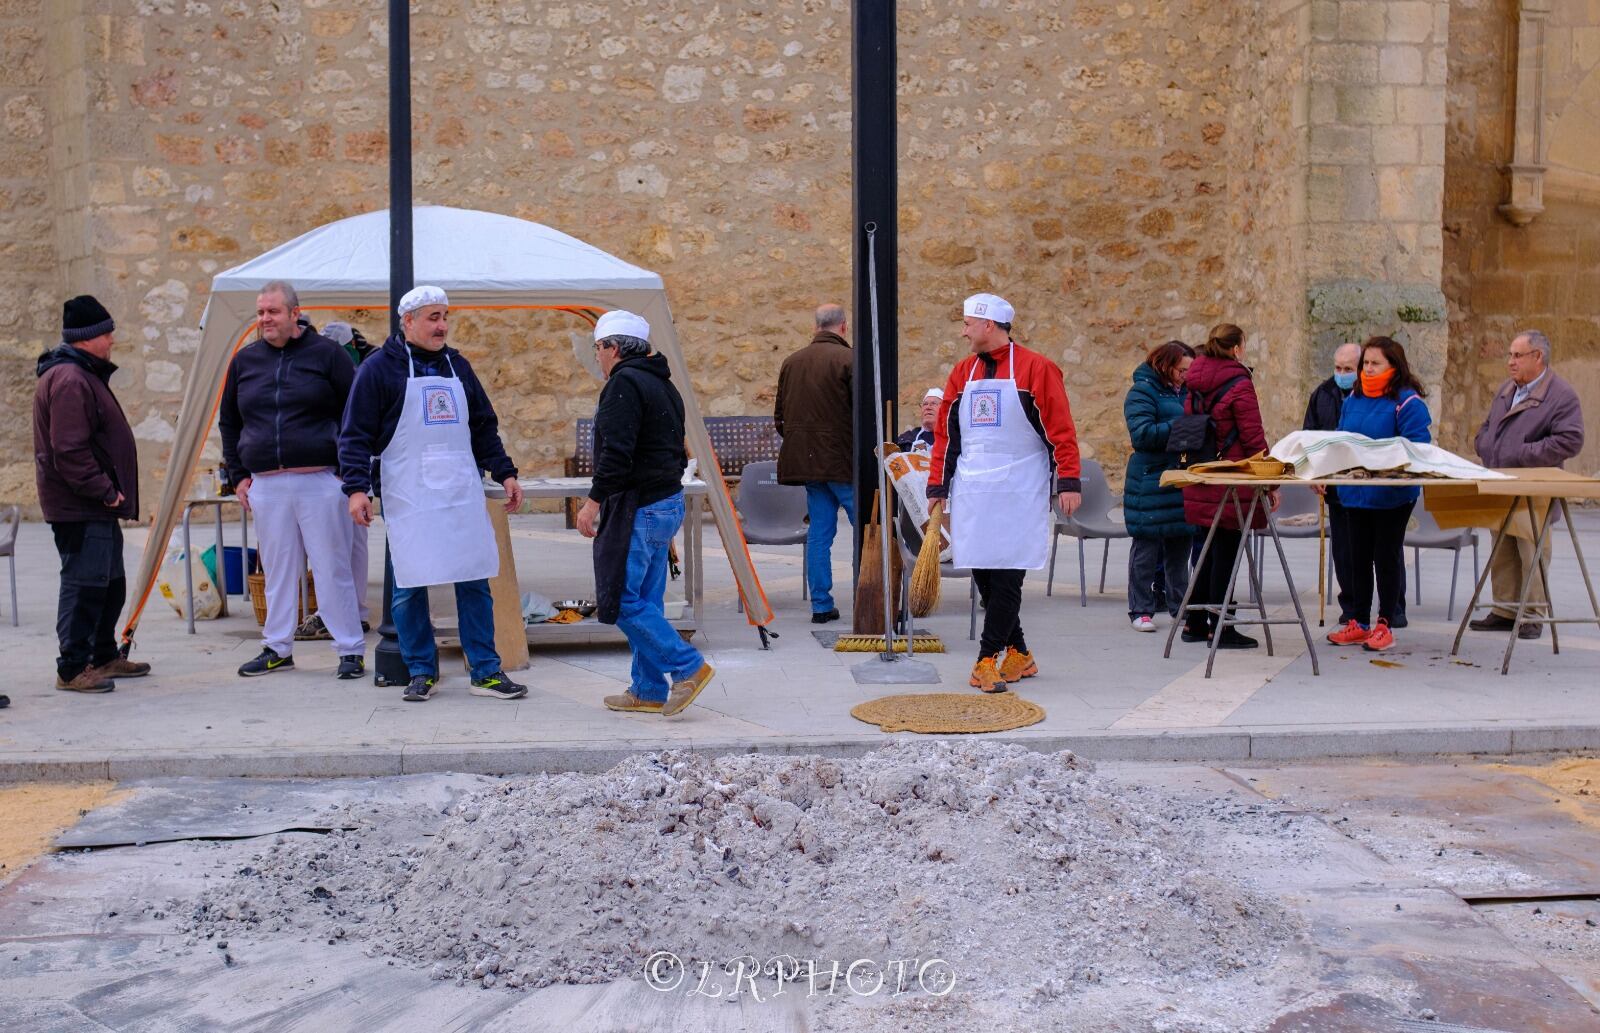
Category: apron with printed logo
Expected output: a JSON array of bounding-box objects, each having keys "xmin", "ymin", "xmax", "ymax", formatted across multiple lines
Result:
[
  {"xmin": 379, "ymin": 350, "xmax": 500, "ymax": 588},
  {"xmin": 950, "ymin": 343, "xmax": 1053, "ymax": 570}
]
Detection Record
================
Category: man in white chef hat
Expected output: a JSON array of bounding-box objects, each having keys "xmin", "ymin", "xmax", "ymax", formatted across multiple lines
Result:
[
  {"xmin": 926, "ymin": 293, "xmax": 1083, "ymax": 693},
  {"xmin": 338, "ymin": 285, "xmax": 527, "ymax": 704}
]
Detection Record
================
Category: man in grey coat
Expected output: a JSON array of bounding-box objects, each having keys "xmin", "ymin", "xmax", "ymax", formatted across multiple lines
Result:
[{"xmin": 1469, "ymin": 329, "xmax": 1586, "ymax": 638}]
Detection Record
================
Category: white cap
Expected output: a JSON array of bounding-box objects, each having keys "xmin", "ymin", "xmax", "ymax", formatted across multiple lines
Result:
[
  {"xmin": 594, "ymin": 309, "xmax": 650, "ymax": 343},
  {"xmin": 322, "ymin": 321, "xmax": 354, "ymax": 346},
  {"xmin": 922, "ymin": 387, "xmax": 944, "ymax": 402},
  {"xmin": 963, "ymin": 292, "xmax": 1014, "ymax": 324},
  {"xmin": 397, "ymin": 285, "xmax": 448, "ymax": 317}
]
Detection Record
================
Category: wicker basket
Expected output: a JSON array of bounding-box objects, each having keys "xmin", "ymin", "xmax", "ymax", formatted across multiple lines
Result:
[{"xmin": 247, "ymin": 569, "xmax": 317, "ymax": 626}]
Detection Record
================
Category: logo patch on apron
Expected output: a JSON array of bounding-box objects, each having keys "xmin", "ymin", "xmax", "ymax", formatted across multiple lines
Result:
[
  {"xmin": 970, "ymin": 388, "xmax": 1002, "ymax": 427},
  {"xmin": 422, "ymin": 386, "xmax": 460, "ymax": 425}
]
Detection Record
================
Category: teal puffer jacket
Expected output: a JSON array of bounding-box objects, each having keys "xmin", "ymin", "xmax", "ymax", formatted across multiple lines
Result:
[{"xmin": 1122, "ymin": 362, "xmax": 1194, "ymax": 539}]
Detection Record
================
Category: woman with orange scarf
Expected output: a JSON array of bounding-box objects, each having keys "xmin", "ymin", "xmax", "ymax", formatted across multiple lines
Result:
[{"xmin": 1325, "ymin": 336, "xmax": 1431, "ymax": 652}]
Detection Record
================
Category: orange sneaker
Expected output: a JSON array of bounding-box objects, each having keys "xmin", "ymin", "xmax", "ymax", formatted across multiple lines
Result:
[
  {"xmin": 1362, "ymin": 620, "xmax": 1395, "ymax": 652},
  {"xmin": 999, "ymin": 649, "xmax": 1038, "ymax": 683},
  {"xmin": 969, "ymin": 656, "xmax": 1007, "ymax": 693},
  {"xmin": 1326, "ymin": 619, "xmax": 1369, "ymax": 646}
]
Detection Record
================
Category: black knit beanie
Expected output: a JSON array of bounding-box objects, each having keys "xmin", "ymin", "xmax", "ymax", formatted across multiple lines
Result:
[{"xmin": 62, "ymin": 295, "xmax": 115, "ymax": 343}]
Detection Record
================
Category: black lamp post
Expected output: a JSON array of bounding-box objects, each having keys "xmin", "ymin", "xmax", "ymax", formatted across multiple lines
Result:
[{"xmin": 373, "ymin": 0, "xmax": 413, "ymax": 686}]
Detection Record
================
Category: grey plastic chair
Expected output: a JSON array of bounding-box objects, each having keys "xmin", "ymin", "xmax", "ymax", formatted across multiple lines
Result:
[
  {"xmin": 0, "ymin": 505, "xmax": 17, "ymax": 626},
  {"xmin": 894, "ymin": 503, "xmax": 979, "ymax": 640},
  {"xmin": 734, "ymin": 460, "xmax": 810, "ymax": 601},
  {"xmin": 1047, "ymin": 459, "xmax": 1129, "ymax": 606},
  {"xmin": 1252, "ymin": 483, "xmax": 1320, "ymax": 587},
  {"xmin": 1404, "ymin": 503, "xmax": 1479, "ymax": 621}
]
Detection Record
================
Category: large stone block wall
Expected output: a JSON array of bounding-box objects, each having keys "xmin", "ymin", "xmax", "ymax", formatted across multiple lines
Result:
[
  {"xmin": 2, "ymin": 1, "xmax": 1594, "ymax": 515},
  {"xmin": 1442, "ymin": 0, "xmax": 1600, "ymax": 475}
]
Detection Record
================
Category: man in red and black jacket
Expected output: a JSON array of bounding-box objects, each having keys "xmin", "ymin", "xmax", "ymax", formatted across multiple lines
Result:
[{"xmin": 928, "ymin": 293, "xmax": 1081, "ymax": 693}]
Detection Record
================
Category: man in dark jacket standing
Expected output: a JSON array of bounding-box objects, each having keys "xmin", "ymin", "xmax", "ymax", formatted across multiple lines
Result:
[
  {"xmin": 33, "ymin": 295, "xmax": 150, "ymax": 693},
  {"xmin": 221, "ymin": 281, "xmax": 366, "ymax": 680},
  {"xmin": 1469, "ymin": 329, "xmax": 1586, "ymax": 638},
  {"xmin": 1302, "ymin": 342, "xmax": 1366, "ymax": 627},
  {"xmin": 576, "ymin": 311, "xmax": 714, "ymax": 717},
  {"xmin": 340, "ymin": 286, "xmax": 527, "ymax": 703},
  {"xmin": 774, "ymin": 303, "xmax": 854, "ymax": 624}
]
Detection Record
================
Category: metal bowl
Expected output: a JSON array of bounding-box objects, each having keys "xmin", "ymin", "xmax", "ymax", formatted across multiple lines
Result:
[{"xmin": 553, "ymin": 599, "xmax": 597, "ymax": 617}]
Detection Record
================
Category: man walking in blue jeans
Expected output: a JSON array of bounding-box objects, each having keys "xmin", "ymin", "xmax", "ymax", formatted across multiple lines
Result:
[
  {"xmin": 774, "ymin": 304, "xmax": 854, "ymax": 623},
  {"xmin": 577, "ymin": 310, "xmax": 714, "ymax": 716}
]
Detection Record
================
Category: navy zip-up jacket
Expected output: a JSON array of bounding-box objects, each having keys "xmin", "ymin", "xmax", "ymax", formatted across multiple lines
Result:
[
  {"xmin": 219, "ymin": 326, "xmax": 354, "ymax": 483},
  {"xmin": 337, "ymin": 334, "xmax": 518, "ymax": 497}
]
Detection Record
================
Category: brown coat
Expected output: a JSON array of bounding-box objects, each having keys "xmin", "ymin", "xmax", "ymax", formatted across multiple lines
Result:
[
  {"xmin": 33, "ymin": 344, "xmax": 140, "ymax": 522},
  {"xmin": 1473, "ymin": 370, "xmax": 1585, "ymax": 469},
  {"xmin": 774, "ymin": 330, "xmax": 853, "ymax": 485}
]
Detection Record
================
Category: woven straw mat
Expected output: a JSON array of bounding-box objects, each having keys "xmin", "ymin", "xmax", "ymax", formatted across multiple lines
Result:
[{"xmin": 851, "ymin": 692, "xmax": 1045, "ymax": 734}]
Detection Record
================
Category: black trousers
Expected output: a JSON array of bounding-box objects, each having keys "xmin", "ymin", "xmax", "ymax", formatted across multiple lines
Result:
[
  {"xmin": 1345, "ymin": 503, "xmax": 1410, "ymax": 626},
  {"xmin": 972, "ymin": 569, "xmax": 1026, "ymax": 660},
  {"xmin": 1189, "ymin": 528, "xmax": 1243, "ymax": 629},
  {"xmin": 1326, "ymin": 497, "xmax": 1356, "ymax": 624},
  {"xmin": 51, "ymin": 521, "xmax": 126, "ymax": 680}
]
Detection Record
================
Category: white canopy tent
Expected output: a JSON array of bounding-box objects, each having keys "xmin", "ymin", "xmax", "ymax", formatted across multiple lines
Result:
[{"xmin": 122, "ymin": 206, "xmax": 774, "ymax": 648}]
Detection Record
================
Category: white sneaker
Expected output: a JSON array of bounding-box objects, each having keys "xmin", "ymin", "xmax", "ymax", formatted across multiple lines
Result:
[{"xmin": 1131, "ymin": 615, "xmax": 1157, "ymax": 632}]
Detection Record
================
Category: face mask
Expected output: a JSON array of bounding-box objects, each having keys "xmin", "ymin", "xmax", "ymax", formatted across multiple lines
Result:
[
  {"xmin": 1333, "ymin": 371, "xmax": 1357, "ymax": 391},
  {"xmin": 1360, "ymin": 368, "xmax": 1396, "ymax": 396}
]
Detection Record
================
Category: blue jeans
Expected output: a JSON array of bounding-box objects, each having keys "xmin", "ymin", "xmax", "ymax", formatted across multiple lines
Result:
[
  {"xmin": 804, "ymin": 481, "xmax": 855, "ymax": 613},
  {"xmin": 618, "ymin": 493, "xmax": 704, "ymax": 702},
  {"xmin": 392, "ymin": 578, "xmax": 500, "ymax": 680}
]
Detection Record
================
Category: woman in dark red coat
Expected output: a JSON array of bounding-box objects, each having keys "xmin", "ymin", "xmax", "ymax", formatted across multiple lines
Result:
[{"xmin": 1179, "ymin": 323, "xmax": 1278, "ymax": 649}]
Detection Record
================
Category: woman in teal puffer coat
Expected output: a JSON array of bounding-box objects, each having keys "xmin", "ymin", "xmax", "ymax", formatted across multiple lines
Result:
[{"xmin": 1122, "ymin": 341, "xmax": 1196, "ymax": 631}]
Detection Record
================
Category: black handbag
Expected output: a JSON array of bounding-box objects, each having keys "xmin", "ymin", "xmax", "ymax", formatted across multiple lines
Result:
[{"xmin": 1167, "ymin": 375, "xmax": 1247, "ymax": 468}]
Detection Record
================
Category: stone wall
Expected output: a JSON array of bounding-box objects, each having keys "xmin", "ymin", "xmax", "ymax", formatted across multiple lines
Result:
[
  {"xmin": 1442, "ymin": 0, "xmax": 1600, "ymax": 475},
  {"xmin": 2, "ymin": 0, "xmax": 1595, "ymax": 516}
]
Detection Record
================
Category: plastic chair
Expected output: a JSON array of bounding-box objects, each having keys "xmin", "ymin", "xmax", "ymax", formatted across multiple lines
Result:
[
  {"xmin": 1047, "ymin": 459, "xmax": 1129, "ymax": 606},
  {"xmin": 894, "ymin": 503, "xmax": 979, "ymax": 640},
  {"xmin": 0, "ymin": 506, "xmax": 16, "ymax": 626},
  {"xmin": 1405, "ymin": 503, "xmax": 1479, "ymax": 621},
  {"xmin": 734, "ymin": 460, "xmax": 810, "ymax": 601},
  {"xmin": 1253, "ymin": 483, "xmax": 1320, "ymax": 587}
]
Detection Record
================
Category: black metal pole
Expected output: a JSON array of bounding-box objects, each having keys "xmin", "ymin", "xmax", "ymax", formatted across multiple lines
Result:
[
  {"xmin": 374, "ymin": 0, "xmax": 413, "ymax": 686},
  {"xmin": 851, "ymin": 0, "xmax": 898, "ymax": 566}
]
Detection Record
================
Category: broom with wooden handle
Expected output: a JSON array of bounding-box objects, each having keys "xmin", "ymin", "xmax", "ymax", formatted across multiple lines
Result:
[{"xmin": 910, "ymin": 500, "xmax": 943, "ymax": 616}]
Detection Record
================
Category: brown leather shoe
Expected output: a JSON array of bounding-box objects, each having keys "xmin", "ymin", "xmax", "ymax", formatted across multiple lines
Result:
[
  {"xmin": 91, "ymin": 658, "xmax": 151, "ymax": 679},
  {"xmin": 663, "ymin": 663, "xmax": 714, "ymax": 716},
  {"xmin": 56, "ymin": 669, "xmax": 115, "ymax": 693}
]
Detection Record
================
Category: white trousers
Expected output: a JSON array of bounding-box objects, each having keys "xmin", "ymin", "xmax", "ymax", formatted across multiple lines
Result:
[
  {"xmin": 350, "ymin": 523, "xmax": 371, "ymax": 623},
  {"xmin": 250, "ymin": 470, "xmax": 365, "ymax": 656}
]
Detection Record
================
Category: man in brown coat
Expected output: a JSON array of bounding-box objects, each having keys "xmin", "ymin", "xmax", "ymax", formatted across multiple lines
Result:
[
  {"xmin": 774, "ymin": 303, "xmax": 854, "ymax": 623},
  {"xmin": 1469, "ymin": 329, "xmax": 1586, "ymax": 638},
  {"xmin": 33, "ymin": 295, "xmax": 151, "ymax": 693}
]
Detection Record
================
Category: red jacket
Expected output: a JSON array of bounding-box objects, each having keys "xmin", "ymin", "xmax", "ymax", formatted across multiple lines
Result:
[
  {"xmin": 927, "ymin": 342, "xmax": 1081, "ymax": 499},
  {"xmin": 1180, "ymin": 354, "xmax": 1269, "ymax": 530}
]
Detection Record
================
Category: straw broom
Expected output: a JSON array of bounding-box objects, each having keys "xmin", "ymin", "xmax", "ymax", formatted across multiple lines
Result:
[
  {"xmin": 909, "ymin": 500, "xmax": 943, "ymax": 616},
  {"xmin": 852, "ymin": 489, "xmax": 887, "ymax": 636}
]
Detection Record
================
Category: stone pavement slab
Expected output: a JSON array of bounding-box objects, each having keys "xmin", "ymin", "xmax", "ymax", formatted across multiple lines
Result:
[{"xmin": 0, "ymin": 511, "xmax": 1597, "ymax": 779}]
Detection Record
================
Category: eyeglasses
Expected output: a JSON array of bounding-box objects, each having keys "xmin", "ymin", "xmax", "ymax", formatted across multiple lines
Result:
[{"xmin": 1508, "ymin": 350, "xmax": 1537, "ymax": 360}]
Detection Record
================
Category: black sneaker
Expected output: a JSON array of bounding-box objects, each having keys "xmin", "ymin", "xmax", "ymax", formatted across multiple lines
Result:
[
  {"xmin": 336, "ymin": 655, "xmax": 365, "ymax": 680},
  {"xmin": 810, "ymin": 609, "xmax": 841, "ymax": 625},
  {"xmin": 1215, "ymin": 627, "xmax": 1259, "ymax": 649},
  {"xmin": 293, "ymin": 614, "xmax": 332, "ymax": 641},
  {"xmin": 469, "ymin": 671, "xmax": 527, "ymax": 700},
  {"xmin": 402, "ymin": 675, "xmax": 437, "ymax": 702},
  {"xmin": 238, "ymin": 648, "xmax": 294, "ymax": 677}
]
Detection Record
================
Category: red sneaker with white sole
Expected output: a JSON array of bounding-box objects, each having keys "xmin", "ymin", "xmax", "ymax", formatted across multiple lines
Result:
[
  {"xmin": 1362, "ymin": 620, "xmax": 1395, "ymax": 652},
  {"xmin": 1326, "ymin": 619, "xmax": 1369, "ymax": 646}
]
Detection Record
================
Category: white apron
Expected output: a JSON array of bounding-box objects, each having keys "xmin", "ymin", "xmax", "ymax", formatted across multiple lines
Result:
[
  {"xmin": 380, "ymin": 350, "xmax": 500, "ymax": 588},
  {"xmin": 950, "ymin": 343, "xmax": 1053, "ymax": 570}
]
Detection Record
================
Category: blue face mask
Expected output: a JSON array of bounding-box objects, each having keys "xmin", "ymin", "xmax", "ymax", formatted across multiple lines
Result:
[{"xmin": 1333, "ymin": 371, "xmax": 1357, "ymax": 391}]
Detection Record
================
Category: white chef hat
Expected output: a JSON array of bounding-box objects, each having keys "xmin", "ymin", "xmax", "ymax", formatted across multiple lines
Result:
[
  {"xmin": 397, "ymin": 285, "xmax": 448, "ymax": 317},
  {"xmin": 963, "ymin": 292, "xmax": 1014, "ymax": 324},
  {"xmin": 594, "ymin": 309, "xmax": 650, "ymax": 343},
  {"xmin": 923, "ymin": 387, "xmax": 945, "ymax": 402}
]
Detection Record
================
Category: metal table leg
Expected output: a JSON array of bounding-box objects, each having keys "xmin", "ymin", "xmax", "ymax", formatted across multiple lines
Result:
[
  {"xmin": 1451, "ymin": 500, "xmax": 1517, "ymax": 655},
  {"xmin": 1262, "ymin": 496, "xmax": 1319, "ymax": 675},
  {"xmin": 1503, "ymin": 496, "xmax": 1559, "ymax": 675},
  {"xmin": 214, "ymin": 502, "xmax": 228, "ymax": 619},
  {"xmin": 1205, "ymin": 488, "xmax": 1259, "ymax": 678},
  {"xmin": 1164, "ymin": 488, "xmax": 1228, "ymax": 660}
]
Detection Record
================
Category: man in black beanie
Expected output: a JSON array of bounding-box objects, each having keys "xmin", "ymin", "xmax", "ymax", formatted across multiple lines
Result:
[{"xmin": 33, "ymin": 294, "xmax": 150, "ymax": 693}]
